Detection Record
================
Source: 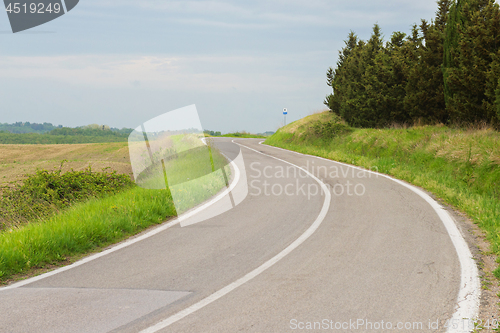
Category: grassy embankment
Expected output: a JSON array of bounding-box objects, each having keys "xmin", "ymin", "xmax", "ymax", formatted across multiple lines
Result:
[
  {"xmin": 0, "ymin": 138, "xmax": 229, "ymax": 283},
  {"xmin": 265, "ymin": 112, "xmax": 500, "ymax": 275}
]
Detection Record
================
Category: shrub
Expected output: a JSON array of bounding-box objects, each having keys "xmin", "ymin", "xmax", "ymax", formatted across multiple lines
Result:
[{"xmin": 0, "ymin": 164, "xmax": 134, "ymax": 230}]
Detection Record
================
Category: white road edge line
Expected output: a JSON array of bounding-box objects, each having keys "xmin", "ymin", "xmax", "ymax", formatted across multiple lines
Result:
[
  {"xmin": 259, "ymin": 140, "xmax": 480, "ymax": 333},
  {"xmin": 138, "ymin": 140, "xmax": 332, "ymax": 333},
  {"xmin": 0, "ymin": 155, "xmax": 241, "ymax": 291}
]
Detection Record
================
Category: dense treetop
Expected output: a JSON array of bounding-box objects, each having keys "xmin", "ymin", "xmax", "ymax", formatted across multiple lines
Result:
[{"xmin": 325, "ymin": 0, "xmax": 500, "ymax": 129}]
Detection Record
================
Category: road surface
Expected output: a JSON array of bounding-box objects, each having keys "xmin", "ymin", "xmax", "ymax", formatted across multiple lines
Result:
[{"xmin": 0, "ymin": 138, "xmax": 478, "ymax": 332}]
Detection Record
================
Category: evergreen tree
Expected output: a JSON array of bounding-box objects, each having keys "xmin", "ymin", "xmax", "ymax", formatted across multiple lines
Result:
[
  {"xmin": 386, "ymin": 31, "xmax": 408, "ymax": 123},
  {"xmin": 323, "ymin": 0, "xmax": 500, "ymax": 129},
  {"xmin": 436, "ymin": 0, "xmax": 452, "ymax": 30},
  {"xmin": 482, "ymin": 1, "xmax": 500, "ymax": 126},
  {"xmin": 342, "ymin": 25, "xmax": 387, "ymax": 127},
  {"xmin": 338, "ymin": 39, "xmax": 368, "ymax": 126},
  {"xmin": 405, "ymin": 12, "xmax": 448, "ymax": 123},
  {"xmin": 488, "ymin": 50, "xmax": 500, "ymax": 126},
  {"xmin": 443, "ymin": 0, "xmax": 500, "ymax": 124},
  {"xmin": 325, "ymin": 31, "xmax": 358, "ymax": 115},
  {"xmin": 443, "ymin": 0, "xmax": 463, "ymax": 110},
  {"xmin": 375, "ymin": 30, "xmax": 409, "ymax": 124}
]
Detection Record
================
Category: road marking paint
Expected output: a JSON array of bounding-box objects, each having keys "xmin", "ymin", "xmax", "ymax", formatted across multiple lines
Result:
[
  {"xmin": 259, "ymin": 140, "xmax": 480, "ymax": 333},
  {"xmin": 138, "ymin": 141, "xmax": 332, "ymax": 333},
  {"xmin": 0, "ymin": 154, "xmax": 242, "ymax": 291}
]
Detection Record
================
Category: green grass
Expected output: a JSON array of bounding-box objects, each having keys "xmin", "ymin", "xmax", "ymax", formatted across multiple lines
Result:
[
  {"xmin": 0, "ymin": 139, "xmax": 230, "ymax": 283},
  {"xmin": 132, "ymin": 134, "xmax": 232, "ymax": 214},
  {"xmin": 0, "ymin": 187, "xmax": 175, "ymax": 282},
  {"xmin": 266, "ymin": 112, "xmax": 500, "ymax": 275}
]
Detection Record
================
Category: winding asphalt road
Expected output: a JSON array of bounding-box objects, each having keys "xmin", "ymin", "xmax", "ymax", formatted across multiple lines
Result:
[{"xmin": 0, "ymin": 138, "xmax": 479, "ymax": 332}]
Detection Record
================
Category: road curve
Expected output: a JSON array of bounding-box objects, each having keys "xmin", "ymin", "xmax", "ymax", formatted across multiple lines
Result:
[{"xmin": 0, "ymin": 138, "xmax": 478, "ymax": 333}]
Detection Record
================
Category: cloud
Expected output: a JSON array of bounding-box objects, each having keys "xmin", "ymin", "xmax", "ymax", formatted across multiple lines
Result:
[
  {"xmin": 170, "ymin": 18, "xmax": 272, "ymax": 29},
  {"xmin": 0, "ymin": 0, "xmax": 441, "ymax": 133},
  {"xmin": 82, "ymin": 0, "xmax": 438, "ymax": 29},
  {"xmin": 0, "ymin": 54, "xmax": 323, "ymax": 93}
]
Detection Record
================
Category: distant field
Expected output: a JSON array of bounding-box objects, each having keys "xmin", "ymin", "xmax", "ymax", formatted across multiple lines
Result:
[{"xmin": 0, "ymin": 142, "xmax": 132, "ymax": 191}]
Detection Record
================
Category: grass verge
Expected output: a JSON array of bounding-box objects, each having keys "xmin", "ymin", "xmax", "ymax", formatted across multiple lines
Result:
[
  {"xmin": 0, "ymin": 187, "xmax": 174, "ymax": 282},
  {"xmin": 265, "ymin": 112, "xmax": 500, "ymax": 275},
  {"xmin": 0, "ymin": 141, "xmax": 230, "ymax": 284}
]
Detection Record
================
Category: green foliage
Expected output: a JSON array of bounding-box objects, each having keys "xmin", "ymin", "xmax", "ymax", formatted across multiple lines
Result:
[
  {"xmin": 326, "ymin": 0, "xmax": 500, "ymax": 128},
  {"xmin": 204, "ymin": 130, "xmax": 222, "ymax": 136},
  {"xmin": 443, "ymin": 0, "xmax": 462, "ymax": 108},
  {"xmin": 0, "ymin": 122, "xmax": 133, "ymax": 137},
  {"xmin": 496, "ymin": 74, "xmax": 500, "ymax": 121},
  {"xmin": 0, "ymin": 132, "xmax": 129, "ymax": 144},
  {"xmin": 0, "ymin": 186, "xmax": 176, "ymax": 282},
  {"xmin": 110, "ymin": 127, "xmax": 135, "ymax": 136},
  {"xmin": 220, "ymin": 132, "xmax": 266, "ymax": 138},
  {"xmin": 49, "ymin": 126, "xmax": 131, "ymax": 137},
  {"xmin": 405, "ymin": 19, "xmax": 448, "ymax": 124},
  {"xmin": 328, "ymin": 25, "xmax": 412, "ymax": 127},
  {"xmin": 443, "ymin": 0, "xmax": 500, "ymax": 124},
  {"xmin": 324, "ymin": 31, "xmax": 359, "ymax": 115},
  {"xmin": 0, "ymin": 165, "xmax": 134, "ymax": 230},
  {"xmin": 486, "ymin": 44, "xmax": 500, "ymax": 128},
  {"xmin": 0, "ymin": 122, "xmax": 133, "ymax": 144},
  {"xmin": 312, "ymin": 120, "xmax": 352, "ymax": 139},
  {"xmin": 0, "ymin": 122, "xmax": 61, "ymax": 134}
]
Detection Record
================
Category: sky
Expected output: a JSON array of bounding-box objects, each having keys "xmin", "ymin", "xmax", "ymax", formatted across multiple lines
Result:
[{"xmin": 0, "ymin": 0, "xmax": 440, "ymax": 133}]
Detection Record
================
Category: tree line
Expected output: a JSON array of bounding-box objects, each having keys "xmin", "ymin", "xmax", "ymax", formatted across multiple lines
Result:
[
  {"xmin": 0, "ymin": 122, "xmax": 133, "ymax": 136},
  {"xmin": 0, "ymin": 122, "xmax": 61, "ymax": 134},
  {"xmin": 324, "ymin": 0, "xmax": 500, "ymax": 128},
  {"xmin": 49, "ymin": 126, "xmax": 132, "ymax": 137},
  {"xmin": 0, "ymin": 133, "xmax": 129, "ymax": 144},
  {"xmin": 0, "ymin": 122, "xmax": 134, "ymax": 143},
  {"xmin": 204, "ymin": 130, "xmax": 222, "ymax": 136}
]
